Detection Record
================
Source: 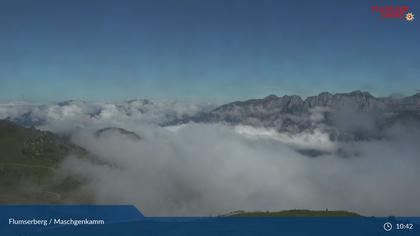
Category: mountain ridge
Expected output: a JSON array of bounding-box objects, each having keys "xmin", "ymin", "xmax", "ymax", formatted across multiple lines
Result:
[
  {"xmin": 0, "ymin": 119, "xmax": 93, "ymax": 203},
  {"xmin": 2, "ymin": 90, "xmax": 420, "ymax": 138},
  {"xmin": 165, "ymin": 91, "xmax": 420, "ymax": 141}
]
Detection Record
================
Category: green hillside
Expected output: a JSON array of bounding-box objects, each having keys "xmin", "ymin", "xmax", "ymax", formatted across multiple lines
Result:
[
  {"xmin": 226, "ymin": 209, "xmax": 361, "ymax": 217},
  {"xmin": 0, "ymin": 120, "xmax": 92, "ymax": 204}
]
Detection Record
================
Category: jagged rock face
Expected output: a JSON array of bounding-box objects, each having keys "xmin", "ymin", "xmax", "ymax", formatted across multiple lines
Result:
[
  {"xmin": 186, "ymin": 95, "xmax": 307, "ymax": 128},
  {"xmin": 304, "ymin": 91, "xmax": 386, "ymax": 110},
  {"xmin": 181, "ymin": 91, "xmax": 420, "ymax": 139},
  {"xmin": 387, "ymin": 93, "xmax": 420, "ymax": 111}
]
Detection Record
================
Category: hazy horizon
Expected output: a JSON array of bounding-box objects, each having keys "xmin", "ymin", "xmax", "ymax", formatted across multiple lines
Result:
[{"xmin": 1, "ymin": 89, "xmax": 419, "ymax": 105}]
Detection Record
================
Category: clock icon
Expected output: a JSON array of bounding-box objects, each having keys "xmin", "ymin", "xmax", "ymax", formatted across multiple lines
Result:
[{"xmin": 384, "ymin": 222, "xmax": 393, "ymax": 232}]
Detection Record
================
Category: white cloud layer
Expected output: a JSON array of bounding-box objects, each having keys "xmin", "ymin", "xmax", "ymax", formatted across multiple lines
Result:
[{"xmin": 2, "ymin": 101, "xmax": 420, "ymax": 216}]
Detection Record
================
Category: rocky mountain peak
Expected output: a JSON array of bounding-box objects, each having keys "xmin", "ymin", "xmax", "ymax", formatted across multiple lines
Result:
[
  {"xmin": 263, "ymin": 94, "xmax": 279, "ymax": 100},
  {"xmin": 180, "ymin": 91, "xmax": 420, "ymax": 132}
]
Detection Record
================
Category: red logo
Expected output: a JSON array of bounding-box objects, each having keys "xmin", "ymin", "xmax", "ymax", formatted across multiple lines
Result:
[
  {"xmin": 371, "ymin": 0, "xmax": 415, "ymax": 21},
  {"xmin": 372, "ymin": 5, "xmax": 409, "ymax": 18}
]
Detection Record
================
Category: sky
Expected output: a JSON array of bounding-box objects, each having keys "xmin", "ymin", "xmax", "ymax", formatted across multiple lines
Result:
[{"xmin": 0, "ymin": 0, "xmax": 419, "ymax": 103}]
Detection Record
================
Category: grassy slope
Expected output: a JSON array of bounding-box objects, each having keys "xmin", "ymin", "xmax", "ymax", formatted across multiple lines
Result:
[
  {"xmin": 227, "ymin": 210, "xmax": 361, "ymax": 217},
  {"xmin": 0, "ymin": 120, "xmax": 92, "ymax": 204}
]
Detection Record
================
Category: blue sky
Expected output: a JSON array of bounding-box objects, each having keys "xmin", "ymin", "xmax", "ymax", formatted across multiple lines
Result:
[{"xmin": 0, "ymin": 0, "xmax": 419, "ymax": 103}]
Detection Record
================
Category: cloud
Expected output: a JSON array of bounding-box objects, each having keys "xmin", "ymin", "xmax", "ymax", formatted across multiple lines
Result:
[
  {"xmin": 0, "ymin": 100, "xmax": 210, "ymax": 133},
  {"xmin": 234, "ymin": 125, "xmax": 336, "ymax": 152},
  {"xmin": 59, "ymin": 122, "xmax": 420, "ymax": 216},
  {"xmin": 2, "ymin": 101, "xmax": 420, "ymax": 216}
]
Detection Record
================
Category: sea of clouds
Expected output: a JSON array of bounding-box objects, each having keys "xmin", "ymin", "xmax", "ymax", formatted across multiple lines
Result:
[{"xmin": 1, "ymin": 100, "xmax": 420, "ymax": 216}]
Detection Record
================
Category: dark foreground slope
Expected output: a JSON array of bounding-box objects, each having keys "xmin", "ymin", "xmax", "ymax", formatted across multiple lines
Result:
[
  {"xmin": 0, "ymin": 120, "xmax": 92, "ymax": 204},
  {"xmin": 226, "ymin": 210, "xmax": 360, "ymax": 217}
]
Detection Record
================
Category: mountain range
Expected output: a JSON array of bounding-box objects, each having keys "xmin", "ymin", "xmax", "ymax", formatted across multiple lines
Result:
[
  {"xmin": 3, "ymin": 91, "xmax": 420, "ymax": 143},
  {"xmin": 1, "ymin": 90, "xmax": 420, "ymax": 213},
  {"xmin": 165, "ymin": 91, "xmax": 420, "ymax": 141}
]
